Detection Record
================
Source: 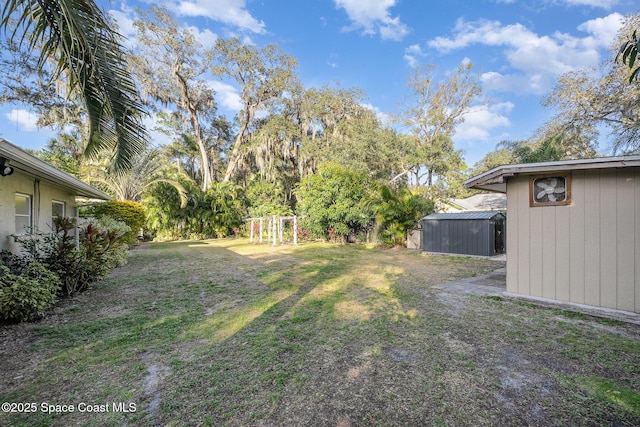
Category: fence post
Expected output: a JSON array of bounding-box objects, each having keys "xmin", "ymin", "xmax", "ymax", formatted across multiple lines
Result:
[
  {"xmin": 293, "ymin": 215, "xmax": 297, "ymax": 245},
  {"xmin": 272, "ymin": 215, "xmax": 277, "ymax": 245}
]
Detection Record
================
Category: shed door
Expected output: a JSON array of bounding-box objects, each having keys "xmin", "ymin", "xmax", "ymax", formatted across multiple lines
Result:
[{"xmin": 494, "ymin": 218, "xmax": 505, "ymax": 254}]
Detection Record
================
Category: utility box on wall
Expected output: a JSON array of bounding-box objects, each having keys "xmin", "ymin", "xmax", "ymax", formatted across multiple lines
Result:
[{"xmin": 421, "ymin": 212, "xmax": 506, "ymax": 257}]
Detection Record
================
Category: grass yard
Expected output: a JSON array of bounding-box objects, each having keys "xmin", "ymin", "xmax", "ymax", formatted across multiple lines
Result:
[{"xmin": 1, "ymin": 239, "xmax": 640, "ymax": 426}]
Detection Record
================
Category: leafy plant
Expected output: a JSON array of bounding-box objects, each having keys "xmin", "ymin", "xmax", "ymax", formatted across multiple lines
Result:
[
  {"xmin": 295, "ymin": 163, "xmax": 374, "ymax": 242},
  {"xmin": 83, "ymin": 200, "xmax": 145, "ymax": 245},
  {"xmin": 369, "ymin": 184, "xmax": 434, "ymax": 247},
  {"xmin": 617, "ymin": 30, "xmax": 640, "ymax": 82},
  {"xmin": 8, "ymin": 217, "xmax": 129, "ymax": 296},
  {"xmin": 145, "ymin": 181, "xmax": 246, "ymax": 240},
  {"xmin": 246, "ymin": 179, "xmax": 293, "ymax": 218},
  {"xmin": 0, "ymin": 263, "xmax": 60, "ymax": 322}
]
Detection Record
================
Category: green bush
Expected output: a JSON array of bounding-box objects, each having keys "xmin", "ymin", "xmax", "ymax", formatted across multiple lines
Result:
[
  {"xmin": 0, "ymin": 263, "xmax": 60, "ymax": 322},
  {"xmin": 295, "ymin": 163, "xmax": 374, "ymax": 242},
  {"xmin": 146, "ymin": 181, "xmax": 246, "ymax": 240},
  {"xmin": 79, "ymin": 216, "xmax": 130, "ymax": 269},
  {"xmin": 8, "ymin": 217, "xmax": 129, "ymax": 297},
  {"xmin": 83, "ymin": 200, "xmax": 145, "ymax": 245},
  {"xmin": 369, "ymin": 185, "xmax": 435, "ymax": 247}
]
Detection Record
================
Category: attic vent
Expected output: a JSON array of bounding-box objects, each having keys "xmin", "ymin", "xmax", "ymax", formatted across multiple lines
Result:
[{"xmin": 529, "ymin": 173, "xmax": 571, "ymax": 207}]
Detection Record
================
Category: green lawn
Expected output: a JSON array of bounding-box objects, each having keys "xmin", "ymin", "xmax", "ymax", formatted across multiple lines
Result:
[{"xmin": 1, "ymin": 239, "xmax": 639, "ymax": 426}]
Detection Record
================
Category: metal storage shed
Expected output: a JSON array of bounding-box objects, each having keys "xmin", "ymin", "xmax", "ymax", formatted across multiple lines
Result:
[{"xmin": 422, "ymin": 212, "xmax": 506, "ymax": 256}]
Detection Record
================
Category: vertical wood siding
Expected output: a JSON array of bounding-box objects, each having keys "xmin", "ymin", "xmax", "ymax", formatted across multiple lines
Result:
[{"xmin": 506, "ymin": 167, "xmax": 639, "ymax": 313}]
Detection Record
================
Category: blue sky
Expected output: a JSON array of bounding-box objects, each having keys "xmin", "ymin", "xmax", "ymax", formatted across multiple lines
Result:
[{"xmin": 0, "ymin": 0, "xmax": 637, "ymax": 167}]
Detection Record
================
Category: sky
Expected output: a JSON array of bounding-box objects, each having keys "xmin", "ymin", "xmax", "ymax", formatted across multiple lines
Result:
[{"xmin": 0, "ymin": 0, "xmax": 638, "ymax": 167}]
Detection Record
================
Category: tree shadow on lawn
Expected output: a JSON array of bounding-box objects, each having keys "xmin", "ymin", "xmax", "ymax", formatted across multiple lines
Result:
[{"xmin": 2, "ymin": 239, "xmax": 639, "ymax": 427}]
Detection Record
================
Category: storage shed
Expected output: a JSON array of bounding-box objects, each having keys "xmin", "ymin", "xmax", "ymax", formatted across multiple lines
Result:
[{"xmin": 422, "ymin": 212, "xmax": 506, "ymax": 257}]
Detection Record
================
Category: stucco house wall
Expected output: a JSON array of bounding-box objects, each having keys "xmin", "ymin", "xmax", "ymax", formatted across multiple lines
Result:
[
  {"xmin": 0, "ymin": 171, "xmax": 77, "ymax": 252},
  {"xmin": 466, "ymin": 156, "xmax": 640, "ymax": 314},
  {"xmin": 0, "ymin": 138, "xmax": 109, "ymax": 253}
]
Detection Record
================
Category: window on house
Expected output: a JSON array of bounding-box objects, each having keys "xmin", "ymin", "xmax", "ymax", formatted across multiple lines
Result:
[
  {"xmin": 51, "ymin": 200, "xmax": 66, "ymax": 229},
  {"xmin": 52, "ymin": 200, "xmax": 65, "ymax": 219},
  {"xmin": 15, "ymin": 193, "xmax": 32, "ymax": 234}
]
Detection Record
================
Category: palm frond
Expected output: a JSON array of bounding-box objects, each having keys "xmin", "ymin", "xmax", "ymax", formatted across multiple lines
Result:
[{"xmin": 1, "ymin": 0, "xmax": 148, "ymax": 169}]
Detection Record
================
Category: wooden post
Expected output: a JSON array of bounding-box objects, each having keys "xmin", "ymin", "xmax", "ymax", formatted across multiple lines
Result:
[
  {"xmin": 293, "ymin": 215, "xmax": 297, "ymax": 245},
  {"xmin": 272, "ymin": 215, "xmax": 277, "ymax": 245},
  {"xmin": 267, "ymin": 217, "xmax": 271, "ymax": 243},
  {"xmin": 250, "ymin": 219, "xmax": 254, "ymax": 243},
  {"xmin": 279, "ymin": 217, "xmax": 284, "ymax": 243},
  {"xmin": 259, "ymin": 218, "xmax": 263, "ymax": 243}
]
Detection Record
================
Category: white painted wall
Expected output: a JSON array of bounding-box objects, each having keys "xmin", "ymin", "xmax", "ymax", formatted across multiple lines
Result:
[
  {"xmin": 506, "ymin": 167, "xmax": 640, "ymax": 313},
  {"xmin": 0, "ymin": 171, "xmax": 76, "ymax": 252}
]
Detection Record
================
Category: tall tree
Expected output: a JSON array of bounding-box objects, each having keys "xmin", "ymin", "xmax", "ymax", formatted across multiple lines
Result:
[
  {"xmin": 1, "ymin": 0, "xmax": 148, "ymax": 169},
  {"xmin": 470, "ymin": 147, "xmax": 515, "ymax": 176},
  {"xmin": 617, "ymin": 29, "xmax": 640, "ymax": 82},
  {"xmin": 130, "ymin": 6, "xmax": 218, "ymax": 190},
  {"xmin": 212, "ymin": 37, "xmax": 298, "ymax": 182},
  {"xmin": 397, "ymin": 63, "xmax": 482, "ymax": 187},
  {"xmin": 544, "ymin": 12, "xmax": 640, "ymax": 154}
]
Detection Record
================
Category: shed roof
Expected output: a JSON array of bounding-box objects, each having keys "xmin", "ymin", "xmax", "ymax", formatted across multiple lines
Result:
[
  {"xmin": 465, "ymin": 155, "xmax": 640, "ymax": 193},
  {"xmin": 0, "ymin": 138, "xmax": 110, "ymax": 200},
  {"xmin": 449, "ymin": 193, "xmax": 506, "ymax": 211},
  {"xmin": 424, "ymin": 212, "xmax": 504, "ymax": 220}
]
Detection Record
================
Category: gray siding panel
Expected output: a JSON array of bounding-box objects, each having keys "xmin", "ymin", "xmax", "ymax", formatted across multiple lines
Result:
[{"xmin": 422, "ymin": 212, "xmax": 505, "ymax": 256}]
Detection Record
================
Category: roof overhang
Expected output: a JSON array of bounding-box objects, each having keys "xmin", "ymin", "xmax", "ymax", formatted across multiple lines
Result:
[
  {"xmin": 0, "ymin": 138, "xmax": 110, "ymax": 200},
  {"xmin": 465, "ymin": 155, "xmax": 640, "ymax": 194}
]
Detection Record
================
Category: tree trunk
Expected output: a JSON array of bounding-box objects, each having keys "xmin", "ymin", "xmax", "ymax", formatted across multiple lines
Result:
[
  {"xmin": 223, "ymin": 108, "xmax": 253, "ymax": 182},
  {"xmin": 174, "ymin": 68, "xmax": 212, "ymax": 191}
]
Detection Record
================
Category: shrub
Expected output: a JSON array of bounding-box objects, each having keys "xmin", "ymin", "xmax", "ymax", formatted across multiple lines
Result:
[
  {"xmin": 369, "ymin": 185, "xmax": 435, "ymax": 247},
  {"xmin": 8, "ymin": 217, "xmax": 129, "ymax": 297},
  {"xmin": 83, "ymin": 200, "xmax": 145, "ymax": 245},
  {"xmin": 295, "ymin": 164, "xmax": 374, "ymax": 242},
  {"xmin": 0, "ymin": 263, "xmax": 60, "ymax": 322},
  {"xmin": 79, "ymin": 217, "xmax": 130, "ymax": 269},
  {"xmin": 146, "ymin": 181, "xmax": 247, "ymax": 240},
  {"xmin": 48, "ymin": 217, "xmax": 128, "ymax": 295}
]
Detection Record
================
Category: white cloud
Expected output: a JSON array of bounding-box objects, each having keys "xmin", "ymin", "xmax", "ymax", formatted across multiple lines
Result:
[
  {"xmin": 563, "ymin": 0, "xmax": 619, "ymax": 9},
  {"xmin": 170, "ymin": 0, "xmax": 266, "ymax": 34},
  {"xmin": 454, "ymin": 102, "xmax": 513, "ymax": 141},
  {"xmin": 427, "ymin": 14, "xmax": 625, "ymax": 95},
  {"xmin": 481, "ymin": 71, "xmax": 552, "ymax": 95},
  {"xmin": 109, "ymin": 5, "xmax": 219, "ymax": 50},
  {"xmin": 186, "ymin": 26, "xmax": 219, "ymax": 49},
  {"xmin": 577, "ymin": 12, "xmax": 624, "ymax": 48},
  {"xmin": 5, "ymin": 109, "xmax": 39, "ymax": 132},
  {"xmin": 108, "ymin": 9, "xmax": 138, "ymax": 48},
  {"xmin": 207, "ymin": 80, "xmax": 243, "ymax": 111},
  {"xmin": 334, "ymin": 0, "xmax": 410, "ymax": 41},
  {"xmin": 361, "ymin": 103, "xmax": 391, "ymax": 124},
  {"xmin": 403, "ymin": 44, "xmax": 425, "ymax": 67}
]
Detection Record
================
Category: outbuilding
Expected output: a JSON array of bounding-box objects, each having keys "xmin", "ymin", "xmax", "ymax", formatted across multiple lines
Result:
[
  {"xmin": 421, "ymin": 211, "xmax": 506, "ymax": 257},
  {"xmin": 465, "ymin": 155, "xmax": 640, "ymax": 314}
]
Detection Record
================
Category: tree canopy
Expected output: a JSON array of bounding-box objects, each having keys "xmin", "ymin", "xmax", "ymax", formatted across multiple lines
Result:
[{"xmin": 1, "ymin": 0, "xmax": 148, "ymax": 169}]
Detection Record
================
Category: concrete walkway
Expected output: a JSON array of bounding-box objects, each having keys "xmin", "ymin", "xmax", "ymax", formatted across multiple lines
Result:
[
  {"xmin": 433, "ymin": 267, "xmax": 506, "ymax": 296},
  {"xmin": 433, "ymin": 267, "xmax": 640, "ymax": 326}
]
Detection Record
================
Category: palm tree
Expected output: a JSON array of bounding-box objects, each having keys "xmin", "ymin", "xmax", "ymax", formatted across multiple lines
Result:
[
  {"xmin": 1, "ymin": 0, "xmax": 148, "ymax": 169},
  {"xmin": 83, "ymin": 148, "xmax": 188, "ymax": 207}
]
